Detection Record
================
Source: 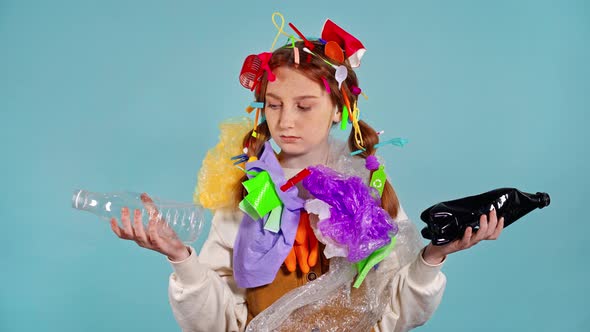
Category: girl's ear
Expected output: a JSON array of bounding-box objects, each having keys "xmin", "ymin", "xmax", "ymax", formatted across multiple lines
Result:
[{"xmin": 332, "ymin": 106, "xmax": 341, "ymax": 123}]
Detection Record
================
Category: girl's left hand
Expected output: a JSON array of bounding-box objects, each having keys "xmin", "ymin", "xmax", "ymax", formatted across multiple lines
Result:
[{"xmin": 422, "ymin": 208, "xmax": 505, "ymax": 265}]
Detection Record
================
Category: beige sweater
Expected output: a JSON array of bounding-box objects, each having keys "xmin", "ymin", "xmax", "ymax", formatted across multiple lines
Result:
[{"xmin": 167, "ymin": 204, "xmax": 446, "ymax": 332}]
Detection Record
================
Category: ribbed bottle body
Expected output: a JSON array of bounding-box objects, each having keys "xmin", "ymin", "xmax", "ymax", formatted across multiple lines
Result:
[{"xmin": 72, "ymin": 190, "xmax": 205, "ymax": 243}]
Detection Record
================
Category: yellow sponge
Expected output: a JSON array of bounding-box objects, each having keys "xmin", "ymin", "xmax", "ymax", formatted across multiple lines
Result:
[{"xmin": 194, "ymin": 117, "xmax": 252, "ymax": 210}]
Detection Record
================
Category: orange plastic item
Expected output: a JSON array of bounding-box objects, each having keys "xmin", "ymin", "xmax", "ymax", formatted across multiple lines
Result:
[
  {"xmin": 325, "ymin": 41, "xmax": 344, "ymax": 63},
  {"xmin": 284, "ymin": 211, "xmax": 318, "ymax": 273},
  {"xmin": 341, "ymin": 86, "xmax": 353, "ymax": 120}
]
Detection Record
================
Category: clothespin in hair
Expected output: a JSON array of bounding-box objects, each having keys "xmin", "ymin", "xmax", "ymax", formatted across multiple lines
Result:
[
  {"xmin": 288, "ymin": 35, "xmax": 300, "ymax": 65},
  {"xmin": 231, "ymin": 153, "xmax": 249, "ymax": 165},
  {"xmin": 289, "ymin": 22, "xmax": 314, "ymax": 63},
  {"xmin": 280, "ymin": 168, "xmax": 312, "ymax": 192},
  {"xmin": 289, "ymin": 23, "xmax": 314, "ymax": 51},
  {"xmin": 231, "ymin": 147, "xmax": 250, "ymax": 165}
]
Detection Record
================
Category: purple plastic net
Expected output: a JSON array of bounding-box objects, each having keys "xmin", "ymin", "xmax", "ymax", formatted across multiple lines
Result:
[{"xmin": 302, "ymin": 165, "xmax": 398, "ymax": 262}]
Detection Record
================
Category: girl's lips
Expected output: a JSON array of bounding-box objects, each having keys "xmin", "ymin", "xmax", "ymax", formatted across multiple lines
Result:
[{"xmin": 280, "ymin": 135, "xmax": 300, "ymax": 143}]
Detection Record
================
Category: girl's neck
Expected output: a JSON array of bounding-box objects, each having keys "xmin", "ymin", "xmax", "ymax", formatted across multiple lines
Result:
[{"xmin": 278, "ymin": 140, "xmax": 330, "ymax": 169}]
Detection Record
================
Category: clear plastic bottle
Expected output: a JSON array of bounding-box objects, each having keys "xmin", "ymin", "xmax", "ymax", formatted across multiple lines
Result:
[{"xmin": 72, "ymin": 189, "xmax": 205, "ymax": 244}]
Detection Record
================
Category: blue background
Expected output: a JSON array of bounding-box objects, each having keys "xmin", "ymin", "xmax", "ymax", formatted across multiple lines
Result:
[{"xmin": 1, "ymin": 0, "xmax": 588, "ymax": 331}]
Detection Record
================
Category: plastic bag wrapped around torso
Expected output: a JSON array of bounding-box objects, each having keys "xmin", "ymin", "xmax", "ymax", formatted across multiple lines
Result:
[{"xmin": 246, "ymin": 139, "xmax": 424, "ymax": 331}]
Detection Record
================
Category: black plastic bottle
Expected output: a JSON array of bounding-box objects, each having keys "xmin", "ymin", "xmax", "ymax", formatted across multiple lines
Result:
[{"xmin": 420, "ymin": 188, "xmax": 550, "ymax": 245}]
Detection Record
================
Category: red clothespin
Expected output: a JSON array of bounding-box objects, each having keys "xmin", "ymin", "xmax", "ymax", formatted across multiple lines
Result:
[
  {"xmin": 280, "ymin": 168, "xmax": 312, "ymax": 192},
  {"xmin": 289, "ymin": 23, "xmax": 314, "ymax": 51}
]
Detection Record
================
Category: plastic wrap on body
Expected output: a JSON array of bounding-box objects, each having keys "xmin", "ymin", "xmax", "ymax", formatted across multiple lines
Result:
[
  {"xmin": 246, "ymin": 138, "xmax": 424, "ymax": 331},
  {"xmin": 194, "ymin": 117, "xmax": 252, "ymax": 210},
  {"xmin": 246, "ymin": 217, "xmax": 423, "ymax": 331}
]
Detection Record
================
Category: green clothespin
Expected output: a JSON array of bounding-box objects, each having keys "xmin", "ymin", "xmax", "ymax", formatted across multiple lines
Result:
[{"xmin": 340, "ymin": 105, "xmax": 349, "ymax": 130}]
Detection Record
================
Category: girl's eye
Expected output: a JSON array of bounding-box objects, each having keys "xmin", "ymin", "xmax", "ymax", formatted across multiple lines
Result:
[
  {"xmin": 298, "ymin": 105, "xmax": 311, "ymax": 111},
  {"xmin": 267, "ymin": 103, "xmax": 281, "ymax": 110}
]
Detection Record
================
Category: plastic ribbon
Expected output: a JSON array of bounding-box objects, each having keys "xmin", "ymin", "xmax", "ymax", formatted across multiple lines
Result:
[
  {"xmin": 351, "ymin": 100, "xmax": 364, "ymax": 148},
  {"xmin": 350, "ymin": 137, "xmax": 409, "ymax": 156},
  {"xmin": 341, "ymin": 85, "xmax": 364, "ymax": 151},
  {"xmin": 374, "ymin": 137, "xmax": 409, "ymax": 149},
  {"xmin": 271, "ymin": 12, "xmax": 291, "ymax": 51}
]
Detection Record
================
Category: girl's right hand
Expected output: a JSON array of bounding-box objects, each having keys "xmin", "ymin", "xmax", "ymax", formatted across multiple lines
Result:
[{"xmin": 109, "ymin": 193, "xmax": 191, "ymax": 262}]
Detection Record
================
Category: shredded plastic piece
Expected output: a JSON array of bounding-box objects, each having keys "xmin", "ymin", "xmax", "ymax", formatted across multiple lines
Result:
[
  {"xmin": 302, "ymin": 165, "xmax": 398, "ymax": 262},
  {"xmin": 246, "ymin": 139, "xmax": 424, "ymax": 331},
  {"xmin": 194, "ymin": 117, "xmax": 251, "ymax": 209}
]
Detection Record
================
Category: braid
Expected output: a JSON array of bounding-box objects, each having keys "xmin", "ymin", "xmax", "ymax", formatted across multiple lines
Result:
[
  {"xmin": 348, "ymin": 120, "xmax": 400, "ymax": 219},
  {"xmin": 234, "ymin": 121, "xmax": 271, "ymax": 203}
]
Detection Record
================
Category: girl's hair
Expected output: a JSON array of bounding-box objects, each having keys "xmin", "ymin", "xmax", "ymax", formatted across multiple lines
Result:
[{"xmin": 236, "ymin": 40, "xmax": 400, "ymax": 219}]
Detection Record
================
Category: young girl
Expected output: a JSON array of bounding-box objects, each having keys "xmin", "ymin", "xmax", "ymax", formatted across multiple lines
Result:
[{"xmin": 110, "ymin": 17, "xmax": 504, "ymax": 332}]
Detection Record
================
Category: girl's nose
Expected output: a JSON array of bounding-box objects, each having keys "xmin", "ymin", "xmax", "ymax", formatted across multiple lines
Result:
[{"xmin": 278, "ymin": 107, "xmax": 296, "ymax": 129}]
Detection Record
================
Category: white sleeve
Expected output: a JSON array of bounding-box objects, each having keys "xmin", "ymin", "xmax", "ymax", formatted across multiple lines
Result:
[
  {"xmin": 373, "ymin": 248, "xmax": 447, "ymax": 332},
  {"xmin": 374, "ymin": 206, "xmax": 447, "ymax": 332},
  {"xmin": 167, "ymin": 209, "xmax": 248, "ymax": 332}
]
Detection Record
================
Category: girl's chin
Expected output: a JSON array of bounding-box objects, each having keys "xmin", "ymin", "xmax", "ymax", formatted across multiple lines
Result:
[{"xmin": 277, "ymin": 146, "xmax": 304, "ymax": 156}]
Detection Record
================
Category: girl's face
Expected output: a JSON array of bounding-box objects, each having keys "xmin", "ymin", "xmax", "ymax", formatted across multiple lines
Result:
[{"xmin": 264, "ymin": 66, "xmax": 341, "ymax": 168}]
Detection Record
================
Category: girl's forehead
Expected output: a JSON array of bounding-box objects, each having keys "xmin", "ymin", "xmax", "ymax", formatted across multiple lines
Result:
[{"xmin": 266, "ymin": 67, "xmax": 324, "ymax": 98}]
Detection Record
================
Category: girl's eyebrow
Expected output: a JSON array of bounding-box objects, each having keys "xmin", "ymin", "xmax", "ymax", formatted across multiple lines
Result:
[{"xmin": 266, "ymin": 92, "xmax": 319, "ymax": 101}]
